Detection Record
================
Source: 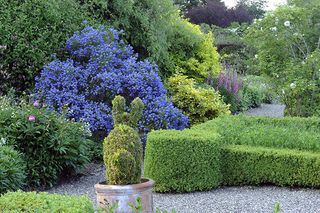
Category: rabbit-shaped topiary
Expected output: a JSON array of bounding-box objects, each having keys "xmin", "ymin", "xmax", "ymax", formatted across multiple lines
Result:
[{"xmin": 103, "ymin": 96, "xmax": 144, "ymax": 185}]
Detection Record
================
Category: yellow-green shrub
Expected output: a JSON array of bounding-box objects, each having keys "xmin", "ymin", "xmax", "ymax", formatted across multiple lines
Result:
[
  {"xmin": 170, "ymin": 20, "xmax": 221, "ymax": 82},
  {"xmin": 0, "ymin": 191, "xmax": 94, "ymax": 212},
  {"xmin": 167, "ymin": 75, "xmax": 230, "ymax": 125}
]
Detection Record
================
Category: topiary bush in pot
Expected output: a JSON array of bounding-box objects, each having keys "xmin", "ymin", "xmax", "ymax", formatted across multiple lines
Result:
[
  {"xmin": 104, "ymin": 96, "xmax": 144, "ymax": 185},
  {"xmin": 95, "ymin": 96, "xmax": 154, "ymax": 212}
]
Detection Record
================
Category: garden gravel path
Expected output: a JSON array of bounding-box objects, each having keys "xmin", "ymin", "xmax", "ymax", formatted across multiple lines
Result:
[
  {"xmin": 46, "ymin": 103, "xmax": 320, "ymax": 213},
  {"xmin": 244, "ymin": 104, "xmax": 285, "ymax": 117}
]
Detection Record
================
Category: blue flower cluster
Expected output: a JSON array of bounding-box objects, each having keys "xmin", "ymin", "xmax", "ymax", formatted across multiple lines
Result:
[{"xmin": 35, "ymin": 25, "xmax": 188, "ymax": 135}]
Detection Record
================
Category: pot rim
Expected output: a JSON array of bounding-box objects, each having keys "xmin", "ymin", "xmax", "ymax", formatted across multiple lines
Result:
[{"xmin": 95, "ymin": 177, "xmax": 155, "ymax": 192}]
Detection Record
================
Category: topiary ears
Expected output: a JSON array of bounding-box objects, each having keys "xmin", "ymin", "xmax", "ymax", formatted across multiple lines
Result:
[{"xmin": 111, "ymin": 95, "xmax": 144, "ymax": 128}]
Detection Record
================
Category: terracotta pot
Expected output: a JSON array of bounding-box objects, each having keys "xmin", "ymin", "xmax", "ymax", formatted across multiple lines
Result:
[{"xmin": 95, "ymin": 178, "xmax": 155, "ymax": 213}]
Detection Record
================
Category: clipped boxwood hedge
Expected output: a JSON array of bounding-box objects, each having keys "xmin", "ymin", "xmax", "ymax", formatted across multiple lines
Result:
[
  {"xmin": 222, "ymin": 145, "xmax": 320, "ymax": 187},
  {"xmin": 144, "ymin": 129, "xmax": 222, "ymax": 192},
  {"xmin": 0, "ymin": 191, "xmax": 94, "ymax": 213},
  {"xmin": 194, "ymin": 115, "xmax": 320, "ymax": 152},
  {"xmin": 144, "ymin": 115, "xmax": 320, "ymax": 192}
]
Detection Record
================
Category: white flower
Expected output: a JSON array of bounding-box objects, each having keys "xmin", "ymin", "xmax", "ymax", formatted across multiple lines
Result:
[
  {"xmin": 290, "ymin": 82, "xmax": 296, "ymax": 89},
  {"xmin": 282, "ymin": 89, "xmax": 285, "ymax": 94},
  {"xmin": 284, "ymin": 21, "xmax": 290, "ymax": 27},
  {"xmin": 270, "ymin": 27, "xmax": 277, "ymax": 32},
  {"xmin": 253, "ymin": 19, "xmax": 257, "ymax": 24},
  {"xmin": 255, "ymin": 54, "xmax": 258, "ymax": 59}
]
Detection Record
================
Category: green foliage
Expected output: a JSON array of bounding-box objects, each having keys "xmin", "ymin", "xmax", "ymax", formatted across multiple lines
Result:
[
  {"xmin": 0, "ymin": 146, "xmax": 26, "ymax": 194},
  {"xmin": 0, "ymin": 96, "xmax": 93, "ymax": 188},
  {"xmin": 222, "ymin": 145, "xmax": 320, "ymax": 187},
  {"xmin": 239, "ymin": 75, "xmax": 276, "ymax": 111},
  {"xmin": 237, "ymin": 0, "xmax": 267, "ymax": 19},
  {"xmin": 0, "ymin": 0, "xmax": 99, "ymax": 93},
  {"xmin": 0, "ymin": 191, "xmax": 94, "ymax": 212},
  {"xmin": 78, "ymin": 0, "xmax": 221, "ymax": 81},
  {"xmin": 173, "ymin": 0, "xmax": 206, "ymax": 12},
  {"xmin": 167, "ymin": 75, "xmax": 230, "ymax": 125},
  {"xmin": 288, "ymin": 0, "xmax": 320, "ymax": 7},
  {"xmin": 144, "ymin": 129, "xmax": 222, "ymax": 192},
  {"xmin": 104, "ymin": 96, "xmax": 144, "ymax": 185},
  {"xmin": 245, "ymin": 5, "xmax": 320, "ymax": 116}
]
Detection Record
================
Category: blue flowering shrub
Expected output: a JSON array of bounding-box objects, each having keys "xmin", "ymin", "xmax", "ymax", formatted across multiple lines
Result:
[{"xmin": 35, "ymin": 25, "xmax": 188, "ymax": 138}]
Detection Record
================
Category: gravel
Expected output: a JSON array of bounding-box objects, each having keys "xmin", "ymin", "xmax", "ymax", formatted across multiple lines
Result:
[
  {"xmin": 46, "ymin": 164, "xmax": 320, "ymax": 213},
  {"xmin": 244, "ymin": 104, "xmax": 285, "ymax": 117},
  {"xmin": 47, "ymin": 104, "xmax": 320, "ymax": 212}
]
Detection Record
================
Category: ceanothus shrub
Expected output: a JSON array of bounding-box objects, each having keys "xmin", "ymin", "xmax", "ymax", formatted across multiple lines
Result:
[{"xmin": 35, "ymin": 25, "xmax": 188, "ymax": 137}]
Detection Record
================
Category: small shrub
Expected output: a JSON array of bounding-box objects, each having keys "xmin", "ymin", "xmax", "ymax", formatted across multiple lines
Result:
[
  {"xmin": 222, "ymin": 145, "xmax": 320, "ymax": 187},
  {"xmin": 35, "ymin": 25, "xmax": 188, "ymax": 139},
  {"xmin": 0, "ymin": 97, "xmax": 93, "ymax": 187},
  {"xmin": 104, "ymin": 96, "xmax": 144, "ymax": 185},
  {"xmin": 0, "ymin": 146, "xmax": 26, "ymax": 194},
  {"xmin": 0, "ymin": 191, "xmax": 94, "ymax": 212},
  {"xmin": 144, "ymin": 129, "xmax": 222, "ymax": 192},
  {"xmin": 167, "ymin": 74, "xmax": 230, "ymax": 125}
]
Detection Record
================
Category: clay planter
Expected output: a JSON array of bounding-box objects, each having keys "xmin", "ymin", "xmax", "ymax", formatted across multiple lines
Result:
[{"xmin": 95, "ymin": 178, "xmax": 155, "ymax": 213}]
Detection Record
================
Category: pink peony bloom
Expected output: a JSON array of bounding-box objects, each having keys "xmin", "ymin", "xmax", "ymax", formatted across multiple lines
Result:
[{"xmin": 28, "ymin": 115, "xmax": 36, "ymax": 122}]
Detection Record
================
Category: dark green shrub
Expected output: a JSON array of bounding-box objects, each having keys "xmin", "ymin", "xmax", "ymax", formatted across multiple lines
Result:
[
  {"xmin": 0, "ymin": 191, "xmax": 94, "ymax": 212},
  {"xmin": 222, "ymin": 145, "xmax": 320, "ymax": 187},
  {"xmin": 0, "ymin": 0, "xmax": 98, "ymax": 93},
  {"xmin": 104, "ymin": 96, "xmax": 144, "ymax": 185},
  {"xmin": 0, "ymin": 146, "xmax": 26, "ymax": 194},
  {"xmin": 0, "ymin": 97, "xmax": 93, "ymax": 187},
  {"xmin": 144, "ymin": 129, "xmax": 222, "ymax": 192}
]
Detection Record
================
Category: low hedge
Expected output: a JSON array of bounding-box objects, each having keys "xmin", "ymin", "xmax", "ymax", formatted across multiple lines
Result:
[
  {"xmin": 222, "ymin": 145, "xmax": 320, "ymax": 187},
  {"xmin": 145, "ymin": 115, "xmax": 320, "ymax": 192},
  {"xmin": 0, "ymin": 146, "xmax": 26, "ymax": 194},
  {"xmin": 194, "ymin": 115, "xmax": 320, "ymax": 152},
  {"xmin": 144, "ymin": 129, "xmax": 222, "ymax": 192},
  {"xmin": 0, "ymin": 191, "xmax": 94, "ymax": 212}
]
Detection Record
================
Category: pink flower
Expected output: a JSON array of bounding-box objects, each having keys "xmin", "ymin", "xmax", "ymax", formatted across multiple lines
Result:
[
  {"xmin": 33, "ymin": 100, "xmax": 39, "ymax": 107},
  {"xmin": 28, "ymin": 115, "xmax": 36, "ymax": 122}
]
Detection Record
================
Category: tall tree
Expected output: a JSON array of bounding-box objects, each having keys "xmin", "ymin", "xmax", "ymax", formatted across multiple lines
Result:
[
  {"xmin": 237, "ymin": 0, "xmax": 267, "ymax": 19},
  {"xmin": 174, "ymin": 0, "xmax": 206, "ymax": 12}
]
